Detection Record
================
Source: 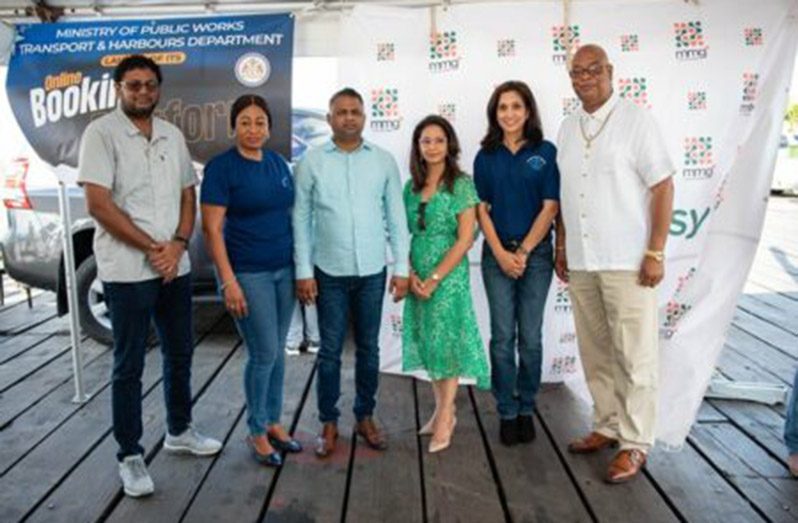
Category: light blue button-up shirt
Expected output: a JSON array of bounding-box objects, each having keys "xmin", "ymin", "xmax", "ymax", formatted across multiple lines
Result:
[{"xmin": 293, "ymin": 139, "xmax": 410, "ymax": 279}]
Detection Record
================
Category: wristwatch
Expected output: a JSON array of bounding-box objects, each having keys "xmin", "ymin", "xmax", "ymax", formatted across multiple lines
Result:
[
  {"xmin": 644, "ymin": 249, "xmax": 664, "ymax": 262},
  {"xmin": 173, "ymin": 234, "xmax": 190, "ymax": 248}
]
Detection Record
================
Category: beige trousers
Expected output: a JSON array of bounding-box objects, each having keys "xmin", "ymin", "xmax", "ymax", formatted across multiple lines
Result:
[{"xmin": 568, "ymin": 270, "xmax": 658, "ymax": 451}]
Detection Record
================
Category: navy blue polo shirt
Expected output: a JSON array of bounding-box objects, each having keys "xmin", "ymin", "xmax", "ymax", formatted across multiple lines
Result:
[
  {"xmin": 473, "ymin": 140, "xmax": 560, "ymax": 243},
  {"xmin": 201, "ymin": 147, "xmax": 294, "ymax": 272}
]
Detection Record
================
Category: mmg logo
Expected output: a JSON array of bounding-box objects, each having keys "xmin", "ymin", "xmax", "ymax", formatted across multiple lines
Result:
[
  {"xmin": 682, "ymin": 136, "xmax": 714, "ymax": 180},
  {"xmin": 674, "ymin": 21, "xmax": 708, "ymax": 60},
  {"xmin": 370, "ymin": 88, "xmax": 401, "ymax": 132},
  {"xmin": 429, "ymin": 31, "xmax": 461, "ymax": 73},
  {"xmin": 551, "ymin": 25, "xmax": 580, "ymax": 65}
]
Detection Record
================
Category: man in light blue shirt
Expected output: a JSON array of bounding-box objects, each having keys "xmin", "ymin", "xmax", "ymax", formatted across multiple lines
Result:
[{"xmin": 293, "ymin": 87, "xmax": 410, "ymax": 458}]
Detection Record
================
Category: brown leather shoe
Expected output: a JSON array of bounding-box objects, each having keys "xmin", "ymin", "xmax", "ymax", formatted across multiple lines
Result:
[
  {"xmin": 606, "ymin": 449, "xmax": 647, "ymax": 484},
  {"xmin": 789, "ymin": 453, "xmax": 798, "ymax": 477},
  {"xmin": 355, "ymin": 417, "xmax": 388, "ymax": 451},
  {"xmin": 315, "ymin": 422, "xmax": 338, "ymax": 458},
  {"xmin": 568, "ymin": 432, "xmax": 619, "ymax": 454}
]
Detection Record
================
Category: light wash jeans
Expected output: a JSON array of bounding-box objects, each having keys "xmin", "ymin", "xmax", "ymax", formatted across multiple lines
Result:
[
  {"xmin": 286, "ymin": 302, "xmax": 320, "ymax": 348},
  {"xmin": 234, "ymin": 267, "xmax": 295, "ymax": 435},
  {"xmin": 481, "ymin": 243, "xmax": 553, "ymax": 420}
]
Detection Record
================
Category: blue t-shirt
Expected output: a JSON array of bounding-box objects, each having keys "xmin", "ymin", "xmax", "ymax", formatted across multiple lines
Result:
[
  {"xmin": 473, "ymin": 140, "xmax": 560, "ymax": 243},
  {"xmin": 201, "ymin": 147, "xmax": 294, "ymax": 273}
]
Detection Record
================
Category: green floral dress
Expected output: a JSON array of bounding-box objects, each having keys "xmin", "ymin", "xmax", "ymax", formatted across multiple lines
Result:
[{"xmin": 402, "ymin": 175, "xmax": 490, "ymax": 388}]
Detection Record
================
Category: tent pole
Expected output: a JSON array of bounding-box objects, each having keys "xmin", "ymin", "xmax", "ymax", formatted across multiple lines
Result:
[{"xmin": 56, "ymin": 174, "xmax": 90, "ymax": 404}]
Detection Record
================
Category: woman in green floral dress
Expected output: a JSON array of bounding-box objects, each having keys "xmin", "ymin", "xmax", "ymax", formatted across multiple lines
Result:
[{"xmin": 402, "ymin": 115, "xmax": 490, "ymax": 453}]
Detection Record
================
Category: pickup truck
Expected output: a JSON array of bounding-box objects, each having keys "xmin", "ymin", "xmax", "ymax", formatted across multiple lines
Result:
[{"xmin": 1, "ymin": 108, "xmax": 329, "ymax": 344}]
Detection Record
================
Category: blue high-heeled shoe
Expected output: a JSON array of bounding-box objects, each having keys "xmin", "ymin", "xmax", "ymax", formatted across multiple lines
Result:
[
  {"xmin": 269, "ymin": 434, "xmax": 303, "ymax": 453},
  {"xmin": 246, "ymin": 436, "xmax": 282, "ymax": 467}
]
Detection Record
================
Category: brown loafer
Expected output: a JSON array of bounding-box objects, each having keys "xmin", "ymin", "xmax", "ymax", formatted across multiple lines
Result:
[
  {"xmin": 355, "ymin": 417, "xmax": 388, "ymax": 451},
  {"xmin": 789, "ymin": 453, "xmax": 798, "ymax": 477},
  {"xmin": 568, "ymin": 432, "xmax": 618, "ymax": 454},
  {"xmin": 606, "ymin": 449, "xmax": 647, "ymax": 484},
  {"xmin": 315, "ymin": 422, "xmax": 338, "ymax": 458}
]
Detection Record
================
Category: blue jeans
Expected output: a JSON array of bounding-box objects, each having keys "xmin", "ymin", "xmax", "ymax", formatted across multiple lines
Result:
[
  {"xmin": 315, "ymin": 267, "xmax": 386, "ymax": 423},
  {"xmin": 481, "ymin": 243, "xmax": 553, "ymax": 419},
  {"xmin": 104, "ymin": 274, "xmax": 194, "ymax": 461},
  {"xmin": 234, "ymin": 267, "xmax": 295, "ymax": 436},
  {"xmin": 786, "ymin": 369, "xmax": 798, "ymax": 454}
]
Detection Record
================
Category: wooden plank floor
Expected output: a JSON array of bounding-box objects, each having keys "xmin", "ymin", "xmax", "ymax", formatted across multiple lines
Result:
[{"xmin": 0, "ymin": 196, "xmax": 797, "ymax": 522}]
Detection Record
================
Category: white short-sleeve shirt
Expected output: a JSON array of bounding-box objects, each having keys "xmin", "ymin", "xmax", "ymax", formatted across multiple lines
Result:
[
  {"xmin": 77, "ymin": 107, "xmax": 197, "ymax": 283},
  {"xmin": 557, "ymin": 92, "xmax": 675, "ymax": 271}
]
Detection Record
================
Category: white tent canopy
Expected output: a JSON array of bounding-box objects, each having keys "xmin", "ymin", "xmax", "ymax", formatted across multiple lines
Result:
[{"xmin": 0, "ymin": 0, "xmax": 675, "ymax": 60}]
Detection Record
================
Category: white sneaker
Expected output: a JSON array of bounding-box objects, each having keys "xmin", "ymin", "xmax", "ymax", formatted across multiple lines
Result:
[
  {"xmin": 164, "ymin": 426, "xmax": 222, "ymax": 456},
  {"xmin": 119, "ymin": 454, "xmax": 154, "ymax": 497},
  {"xmin": 285, "ymin": 345, "xmax": 301, "ymax": 356},
  {"xmin": 305, "ymin": 341, "xmax": 320, "ymax": 354}
]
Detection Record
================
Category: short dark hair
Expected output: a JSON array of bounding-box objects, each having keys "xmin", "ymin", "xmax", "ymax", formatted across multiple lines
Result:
[
  {"xmin": 229, "ymin": 94, "xmax": 272, "ymax": 131},
  {"xmin": 410, "ymin": 115, "xmax": 463, "ymax": 194},
  {"xmin": 329, "ymin": 87, "xmax": 364, "ymax": 108},
  {"xmin": 480, "ymin": 80, "xmax": 543, "ymax": 151},
  {"xmin": 114, "ymin": 54, "xmax": 162, "ymax": 85}
]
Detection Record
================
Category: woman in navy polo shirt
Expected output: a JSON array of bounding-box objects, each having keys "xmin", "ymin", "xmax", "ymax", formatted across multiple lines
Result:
[
  {"xmin": 474, "ymin": 81, "xmax": 560, "ymax": 447},
  {"xmin": 201, "ymin": 95, "xmax": 301, "ymax": 466}
]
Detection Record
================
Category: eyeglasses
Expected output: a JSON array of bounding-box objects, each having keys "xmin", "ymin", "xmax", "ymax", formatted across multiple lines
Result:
[
  {"xmin": 568, "ymin": 64, "xmax": 606, "ymax": 79},
  {"xmin": 119, "ymin": 80, "xmax": 160, "ymax": 92},
  {"xmin": 417, "ymin": 201, "xmax": 428, "ymax": 231},
  {"xmin": 419, "ymin": 137, "xmax": 446, "ymax": 147}
]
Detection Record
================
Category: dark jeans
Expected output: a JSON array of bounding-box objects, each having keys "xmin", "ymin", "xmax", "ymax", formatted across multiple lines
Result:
[
  {"xmin": 481, "ymin": 243, "xmax": 553, "ymax": 419},
  {"xmin": 104, "ymin": 274, "xmax": 194, "ymax": 461},
  {"xmin": 315, "ymin": 267, "xmax": 386, "ymax": 423},
  {"xmin": 786, "ymin": 369, "xmax": 798, "ymax": 454}
]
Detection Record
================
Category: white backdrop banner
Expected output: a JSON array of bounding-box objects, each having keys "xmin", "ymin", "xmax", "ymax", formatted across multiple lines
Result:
[{"xmin": 338, "ymin": 0, "xmax": 798, "ymax": 447}]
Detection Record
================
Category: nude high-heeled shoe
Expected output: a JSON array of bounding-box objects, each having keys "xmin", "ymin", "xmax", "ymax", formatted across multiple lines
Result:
[
  {"xmin": 420, "ymin": 405, "xmax": 456, "ymax": 436},
  {"xmin": 418, "ymin": 415, "xmax": 436, "ymax": 436},
  {"xmin": 428, "ymin": 416, "xmax": 457, "ymax": 453}
]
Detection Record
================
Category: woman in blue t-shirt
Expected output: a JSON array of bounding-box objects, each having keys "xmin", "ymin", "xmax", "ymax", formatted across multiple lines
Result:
[
  {"xmin": 473, "ymin": 81, "xmax": 560, "ymax": 448},
  {"xmin": 201, "ymin": 95, "xmax": 301, "ymax": 466}
]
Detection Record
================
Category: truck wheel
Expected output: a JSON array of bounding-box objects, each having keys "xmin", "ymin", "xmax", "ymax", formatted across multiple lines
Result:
[{"xmin": 76, "ymin": 255, "xmax": 114, "ymax": 345}]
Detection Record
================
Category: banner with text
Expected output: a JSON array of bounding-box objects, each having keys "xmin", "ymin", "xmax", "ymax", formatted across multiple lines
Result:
[
  {"xmin": 341, "ymin": 0, "xmax": 798, "ymax": 447},
  {"xmin": 7, "ymin": 13, "xmax": 294, "ymax": 166}
]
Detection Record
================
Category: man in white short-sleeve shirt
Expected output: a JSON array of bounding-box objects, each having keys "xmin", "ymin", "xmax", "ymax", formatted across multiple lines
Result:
[
  {"xmin": 555, "ymin": 44, "xmax": 675, "ymax": 484},
  {"xmin": 78, "ymin": 55, "xmax": 220, "ymax": 498}
]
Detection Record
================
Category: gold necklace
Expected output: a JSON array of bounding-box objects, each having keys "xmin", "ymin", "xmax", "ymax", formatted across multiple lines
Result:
[{"xmin": 579, "ymin": 106, "xmax": 616, "ymax": 150}]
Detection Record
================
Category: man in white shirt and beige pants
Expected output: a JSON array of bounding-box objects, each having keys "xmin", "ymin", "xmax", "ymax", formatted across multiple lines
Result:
[{"xmin": 555, "ymin": 44, "xmax": 675, "ymax": 483}]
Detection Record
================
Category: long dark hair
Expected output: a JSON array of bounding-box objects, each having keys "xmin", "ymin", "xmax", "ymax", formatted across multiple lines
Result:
[
  {"xmin": 410, "ymin": 115, "xmax": 462, "ymax": 193},
  {"xmin": 480, "ymin": 80, "xmax": 543, "ymax": 151}
]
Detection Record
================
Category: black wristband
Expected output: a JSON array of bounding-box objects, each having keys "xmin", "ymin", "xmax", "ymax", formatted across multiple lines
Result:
[{"xmin": 172, "ymin": 234, "xmax": 189, "ymax": 248}]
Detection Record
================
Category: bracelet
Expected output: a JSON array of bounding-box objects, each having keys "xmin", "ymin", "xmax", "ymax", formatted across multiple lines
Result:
[
  {"xmin": 555, "ymin": 246, "xmax": 566, "ymax": 251},
  {"xmin": 220, "ymin": 279, "xmax": 236, "ymax": 291},
  {"xmin": 517, "ymin": 246, "xmax": 530, "ymax": 257}
]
